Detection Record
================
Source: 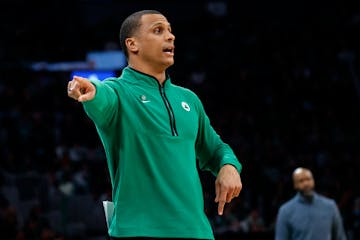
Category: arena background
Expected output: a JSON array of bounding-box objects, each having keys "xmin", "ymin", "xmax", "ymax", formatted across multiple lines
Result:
[{"xmin": 1, "ymin": 1, "xmax": 359, "ymax": 239}]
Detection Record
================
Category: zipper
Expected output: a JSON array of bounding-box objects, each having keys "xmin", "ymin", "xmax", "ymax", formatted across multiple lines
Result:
[{"xmin": 159, "ymin": 85, "xmax": 178, "ymax": 136}]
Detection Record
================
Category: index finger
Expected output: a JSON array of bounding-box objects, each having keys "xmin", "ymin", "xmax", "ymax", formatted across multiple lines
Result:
[
  {"xmin": 218, "ymin": 200, "xmax": 226, "ymax": 215},
  {"xmin": 68, "ymin": 76, "xmax": 89, "ymax": 92},
  {"xmin": 216, "ymin": 189, "xmax": 228, "ymax": 215},
  {"xmin": 68, "ymin": 80, "xmax": 78, "ymax": 92}
]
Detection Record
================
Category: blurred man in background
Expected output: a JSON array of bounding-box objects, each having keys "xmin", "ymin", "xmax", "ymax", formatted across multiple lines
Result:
[{"xmin": 275, "ymin": 167, "xmax": 347, "ymax": 240}]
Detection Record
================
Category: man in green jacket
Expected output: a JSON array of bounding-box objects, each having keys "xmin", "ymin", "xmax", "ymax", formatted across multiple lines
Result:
[{"xmin": 67, "ymin": 9, "xmax": 242, "ymax": 240}]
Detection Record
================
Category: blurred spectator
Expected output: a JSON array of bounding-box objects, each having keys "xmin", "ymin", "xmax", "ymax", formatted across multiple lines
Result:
[{"xmin": 275, "ymin": 167, "xmax": 347, "ymax": 240}]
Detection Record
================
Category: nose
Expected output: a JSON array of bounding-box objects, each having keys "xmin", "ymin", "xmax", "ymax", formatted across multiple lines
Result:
[{"xmin": 167, "ymin": 31, "xmax": 175, "ymax": 41}]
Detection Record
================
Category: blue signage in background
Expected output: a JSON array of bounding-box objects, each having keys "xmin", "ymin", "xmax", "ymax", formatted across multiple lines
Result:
[{"xmin": 70, "ymin": 70, "xmax": 116, "ymax": 81}]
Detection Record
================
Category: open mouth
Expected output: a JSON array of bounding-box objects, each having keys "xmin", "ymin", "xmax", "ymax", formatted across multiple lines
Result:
[{"xmin": 163, "ymin": 46, "xmax": 174, "ymax": 54}]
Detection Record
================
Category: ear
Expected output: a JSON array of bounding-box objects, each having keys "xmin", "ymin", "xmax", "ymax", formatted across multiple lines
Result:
[{"xmin": 125, "ymin": 37, "xmax": 139, "ymax": 54}]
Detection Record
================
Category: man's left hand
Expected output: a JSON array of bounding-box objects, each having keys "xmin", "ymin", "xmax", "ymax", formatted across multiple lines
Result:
[{"xmin": 215, "ymin": 164, "xmax": 242, "ymax": 215}]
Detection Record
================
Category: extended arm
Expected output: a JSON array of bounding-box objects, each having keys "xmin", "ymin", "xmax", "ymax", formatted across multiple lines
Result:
[
  {"xmin": 194, "ymin": 96, "xmax": 242, "ymax": 215},
  {"xmin": 67, "ymin": 76, "xmax": 119, "ymax": 128}
]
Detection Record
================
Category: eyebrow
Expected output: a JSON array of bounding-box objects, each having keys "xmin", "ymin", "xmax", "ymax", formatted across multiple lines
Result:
[{"xmin": 151, "ymin": 21, "xmax": 172, "ymax": 29}]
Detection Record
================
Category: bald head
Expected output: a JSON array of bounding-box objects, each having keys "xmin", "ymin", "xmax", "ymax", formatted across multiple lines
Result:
[
  {"xmin": 292, "ymin": 167, "xmax": 312, "ymax": 180},
  {"xmin": 292, "ymin": 167, "xmax": 315, "ymax": 196}
]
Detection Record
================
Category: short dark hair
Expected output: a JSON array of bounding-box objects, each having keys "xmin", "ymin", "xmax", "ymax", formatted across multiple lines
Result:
[{"xmin": 119, "ymin": 10, "xmax": 162, "ymax": 59}]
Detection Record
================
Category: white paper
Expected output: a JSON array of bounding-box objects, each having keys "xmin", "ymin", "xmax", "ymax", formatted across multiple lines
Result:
[{"xmin": 102, "ymin": 200, "xmax": 114, "ymax": 229}]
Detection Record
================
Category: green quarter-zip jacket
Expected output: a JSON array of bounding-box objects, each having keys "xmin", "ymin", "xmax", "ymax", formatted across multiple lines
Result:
[{"xmin": 82, "ymin": 66, "xmax": 242, "ymax": 239}]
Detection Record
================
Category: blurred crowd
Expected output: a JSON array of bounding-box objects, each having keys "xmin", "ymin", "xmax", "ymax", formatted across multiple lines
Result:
[{"xmin": 1, "ymin": 1, "xmax": 360, "ymax": 240}]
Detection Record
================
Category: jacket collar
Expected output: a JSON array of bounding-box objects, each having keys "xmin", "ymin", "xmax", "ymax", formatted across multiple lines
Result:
[{"xmin": 121, "ymin": 66, "xmax": 171, "ymax": 89}]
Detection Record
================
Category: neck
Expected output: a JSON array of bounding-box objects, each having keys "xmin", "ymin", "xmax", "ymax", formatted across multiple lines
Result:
[
  {"xmin": 299, "ymin": 191, "xmax": 315, "ymax": 202},
  {"xmin": 128, "ymin": 62, "xmax": 167, "ymax": 85}
]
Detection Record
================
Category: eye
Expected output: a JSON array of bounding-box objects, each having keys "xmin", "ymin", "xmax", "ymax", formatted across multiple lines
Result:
[{"xmin": 154, "ymin": 27, "xmax": 162, "ymax": 34}]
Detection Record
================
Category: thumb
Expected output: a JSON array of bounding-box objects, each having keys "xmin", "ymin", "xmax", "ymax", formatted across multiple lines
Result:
[{"xmin": 73, "ymin": 75, "xmax": 89, "ymax": 83}]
